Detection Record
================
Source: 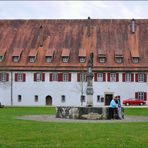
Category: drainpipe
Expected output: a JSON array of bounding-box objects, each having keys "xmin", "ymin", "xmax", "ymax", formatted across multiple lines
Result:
[{"xmin": 10, "ymin": 71, "xmax": 13, "ymax": 106}]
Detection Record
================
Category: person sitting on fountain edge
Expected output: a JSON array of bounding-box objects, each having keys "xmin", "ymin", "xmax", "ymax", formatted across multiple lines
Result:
[{"xmin": 108, "ymin": 97, "xmax": 118, "ymax": 119}]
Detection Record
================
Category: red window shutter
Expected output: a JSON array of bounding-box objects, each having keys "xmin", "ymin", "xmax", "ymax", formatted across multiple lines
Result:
[
  {"xmin": 122, "ymin": 73, "xmax": 125, "ymax": 82},
  {"xmin": 68, "ymin": 73, "xmax": 71, "ymax": 81},
  {"xmin": 116, "ymin": 73, "xmax": 119, "ymax": 82},
  {"xmin": 50, "ymin": 73, "xmax": 53, "ymax": 81},
  {"xmin": 77, "ymin": 73, "xmax": 80, "ymax": 82},
  {"xmin": 131, "ymin": 73, "xmax": 134, "ymax": 82},
  {"xmin": 6, "ymin": 73, "xmax": 9, "ymax": 81},
  {"xmin": 15, "ymin": 73, "xmax": 18, "ymax": 81},
  {"xmin": 23, "ymin": 73, "xmax": 26, "ymax": 82},
  {"xmin": 34, "ymin": 73, "xmax": 37, "ymax": 81},
  {"xmin": 144, "ymin": 92, "xmax": 147, "ymax": 101},
  {"xmin": 42, "ymin": 73, "xmax": 45, "ymax": 81},
  {"xmin": 107, "ymin": 73, "xmax": 110, "ymax": 82},
  {"xmin": 94, "ymin": 73, "xmax": 97, "ymax": 81},
  {"xmin": 103, "ymin": 73, "xmax": 106, "ymax": 82},
  {"xmin": 58, "ymin": 73, "xmax": 63, "ymax": 81},
  {"xmin": 144, "ymin": 74, "xmax": 147, "ymax": 82},
  {"xmin": 135, "ymin": 92, "xmax": 138, "ymax": 99},
  {"xmin": 135, "ymin": 73, "xmax": 138, "ymax": 82},
  {"xmin": 0, "ymin": 73, "xmax": 1, "ymax": 81}
]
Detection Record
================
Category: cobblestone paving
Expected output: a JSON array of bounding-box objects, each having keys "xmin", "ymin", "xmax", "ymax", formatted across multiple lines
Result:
[{"xmin": 17, "ymin": 115, "xmax": 148, "ymax": 123}]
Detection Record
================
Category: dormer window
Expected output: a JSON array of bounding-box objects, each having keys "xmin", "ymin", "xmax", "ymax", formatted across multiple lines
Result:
[
  {"xmin": 62, "ymin": 57, "xmax": 69, "ymax": 63},
  {"xmin": 29, "ymin": 56, "xmax": 35, "ymax": 63},
  {"xmin": 78, "ymin": 48, "xmax": 86, "ymax": 63},
  {"xmin": 46, "ymin": 56, "xmax": 52, "ymax": 63},
  {"xmin": 45, "ymin": 49, "xmax": 55, "ymax": 63},
  {"xmin": 132, "ymin": 57, "xmax": 139, "ymax": 64},
  {"xmin": 13, "ymin": 56, "xmax": 19, "ymax": 62},
  {"xmin": 0, "ymin": 56, "xmax": 3, "ymax": 62},
  {"xmin": 61, "ymin": 48, "xmax": 70, "ymax": 63},
  {"xmin": 28, "ymin": 50, "xmax": 38, "ymax": 63},
  {"xmin": 98, "ymin": 49, "xmax": 106, "ymax": 63},
  {"xmin": 80, "ymin": 57, "xmax": 86, "ymax": 63},
  {"xmin": 115, "ymin": 57, "xmax": 123, "ymax": 64}
]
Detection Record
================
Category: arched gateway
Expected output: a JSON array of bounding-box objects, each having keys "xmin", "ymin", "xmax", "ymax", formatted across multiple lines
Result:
[{"xmin": 45, "ymin": 96, "xmax": 52, "ymax": 106}]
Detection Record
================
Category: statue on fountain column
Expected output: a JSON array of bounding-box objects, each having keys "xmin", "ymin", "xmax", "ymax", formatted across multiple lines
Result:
[{"xmin": 86, "ymin": 52, "xmax": 94, "ymax": 107}]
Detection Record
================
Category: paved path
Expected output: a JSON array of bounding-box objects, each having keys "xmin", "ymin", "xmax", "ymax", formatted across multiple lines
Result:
[{"xmin": 17, "ymin": 115, "xmax": 148, "ymax": 123}]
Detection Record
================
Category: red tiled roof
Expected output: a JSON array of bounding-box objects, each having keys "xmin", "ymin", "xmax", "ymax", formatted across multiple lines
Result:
[
  {"xmin": 0, "ymin": 48, "xmax": 7, "ymax": 56},
  {"xmin": 12, "ymin": 49, "xmax": 23, "ymax": 57},
  {"xmin": 0, "ymin": 19, "xmax": 147, "ymax": 71},
  {"xmin": 115, "ymin": 50, "xmax": 123, "ymax": 57},
  {"xmin": 45, "ymin": 49, "xmax": 55, "ymax": 57},
  {"xmin": 78, "ymin": 48, "xmax": 86, "ymax": 57},
  {"xmin": 61, "ymin": 48, "xmax": 70, "ymax": 57}
]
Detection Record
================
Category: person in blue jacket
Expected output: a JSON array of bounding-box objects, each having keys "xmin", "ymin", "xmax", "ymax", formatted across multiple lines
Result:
[{"xmin": 109, "ymin": 97, "xmax": 118, "ymax": 119}]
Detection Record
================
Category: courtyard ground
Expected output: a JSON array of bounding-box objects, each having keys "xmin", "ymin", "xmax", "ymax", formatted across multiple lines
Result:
[{"xmin": 0, "ymin": 107, "xmax": 148, "ymax": 148}]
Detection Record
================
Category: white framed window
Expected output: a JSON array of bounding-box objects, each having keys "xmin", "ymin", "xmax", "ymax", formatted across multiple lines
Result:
[
  {"xmin": 138, "ymin": 73, "xmax": 144, "ymax": 82},
  {"xmin": 115, "ymin": 57, "xmax": 122, "ymax": 64},
  {"xmin": 46, "ymin": 56, "xmax": 52, "ymax": 63},
  {"xmin": 0, "ymin": 56, "xmax": 3, "ymax": 62},
  {"xmin": 80, "ymin": 73, "xmax": 86, "ymax": 82},
  {"xmin": 0, "ymin": 72, "xmax": 7, "ymax": 82},
  {"xmin": 97, "ymin": 73, "xmax": 103, "ymax": 82},
  {"xmin": 110, "ymin": 73, "xmax": 116, "ymax": 82},
  {"xmin": 99, "ymin": 57, "xmax": 106, "ymax": 63},
  {"xmin": 29, "ymin": 57, "xmax": 35, "ymax": 63},
  {"xmin": 80, "ymin": 57, "xmax": 86, "ymax": 63},
  {"xmin": 62, "ymin": 57, "xmax": 69, "ymax": 63},
  {"xmin": 13, "ymin": 56, "xmax": 19, "ymax": 62},
  {"xmin": 132, "ymin": 57, "xmax": 139, "ymax": 64},
  {"xmin": 125, "ymin": 73, "xmax": 131, "ymax": 82},
  {"xmin": 52, "ymin": 72, "xmax": 58, "ymax": 81},
  {"xmin": 138, "ymin": 92, "xmax": 144, "ymax": 100},
  {"xmin": 63, "ymin": 73, "xmax": 68, "ymax": 82},
  {"xmin": 61, "ymin": 95, "xmax": 66, "ymax": 103},
  {"xmin": 36, "ymin": 73, "xmax": 42, "ymax": 81},
  {"xmin": 17, "ymin": 73, "xmax": 23, "ymax": 82},
  {"xmin": 18, "ymin": 95, "xmax": 22, "ymax": 102}
]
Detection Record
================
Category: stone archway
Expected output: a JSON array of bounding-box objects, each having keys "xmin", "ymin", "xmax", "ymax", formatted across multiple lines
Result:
[{"xmin": 45, "ymin": 96, "xmax": 52, "ymax": 106}]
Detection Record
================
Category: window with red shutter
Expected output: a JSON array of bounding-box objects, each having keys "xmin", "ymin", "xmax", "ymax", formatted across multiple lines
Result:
[
  {"xmin": 42, "ymin": 73, "xmax": 45, "ymax": 81},
  {"xmin": 34, "ymin": 73, "xmax": 37, "ymax": 81},
  {"xmin": 135, "ymin": 92, "xmax": 138, "ymax": 99},
  {"xmin": 0, "ymin": 73, "xmax": 1, "ymax": 81},
  {"xmin": 68, "ymin": 73, "xmax": 71, "ymax": 81},
  {"xmin": 144, "ymin": 74, "xmax": 147, "ymax": 82},
  {"xmin": 6, "ymin": 73, "xmax": 9, "ymax": 81},
  {"xmin": 135, "ymin": 73, "xmax": 138, "ymax": 82},
  {"xmin": 103, "ymin": 73, "xmax": 106, "ymax": 82},
  {"xmin": 23, "ymin": 73, "xmax": 26, "ymax": 82},
  {"xmin": 15, "ymin": 73, "xmax": 18, "ymax": 82},
  {"xmin": 107, "ymin": 73, "xmax": 110, "ymax": 82},
  {"xmin": 50, "ymin": 73, "xmax": 53, "ymax": 81},
  {"xmin": 77, "ymin": 73, "xmax": 80, "ymax": 82},
  {"xmin": 94, "ymin": 73, "xmax": 97, "ymax": 81},
  {"xmin": 122, "ymin": 73, "xmax": 125, "ymax": 82},
  {"xmin": 131, "ymin": 73, "xmax": 134, "ymax": 82},
  {"xmin": 144, "ymin": 92, "xmax": 147, "ymax": 101},
  {"xmin": 58, "ymin": 73, "xmax": 63, "ymax": 81},
  {"xmin": 116, "ymin": 73, "xmax": 119, "ymax": 82}
]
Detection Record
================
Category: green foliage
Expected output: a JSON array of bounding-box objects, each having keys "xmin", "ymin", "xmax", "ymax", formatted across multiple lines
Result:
[{"xmin": 0, "ymin": 107, "xmax": 148, "ymax": 148}]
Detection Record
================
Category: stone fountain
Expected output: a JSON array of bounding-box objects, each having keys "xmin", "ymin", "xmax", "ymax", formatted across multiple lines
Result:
[{"xmin": 56, "ymin": 52, "xmax": 124, "ymax": 120}]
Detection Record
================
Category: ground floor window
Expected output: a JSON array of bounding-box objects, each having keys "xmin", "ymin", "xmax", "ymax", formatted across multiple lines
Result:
[
  {"xmin": 18, "ymin": 95, "xmax": 22, "ymax": 102},
  {"xmin": 61, "ymin": 95, "xmax": 66, "ymax": 103},
  {"xmin": 135, "ymin": 92, "xmax": 147, "ymax": 101},
  {"xmin": 35, "ymin": 95, "xmax": 38, "ymax": 102}
]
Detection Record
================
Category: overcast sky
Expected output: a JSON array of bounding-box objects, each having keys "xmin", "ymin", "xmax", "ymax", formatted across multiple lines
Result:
[{"xmin": 0, "ymin": 1, "xmax": 147, "ymax": 19}]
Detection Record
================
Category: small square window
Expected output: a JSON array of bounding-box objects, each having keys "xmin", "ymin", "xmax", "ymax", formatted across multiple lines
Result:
[
  {"xmin": 61, "ymin": 95, "xmax": 65, "ymax": 103},
  {"xmin": 99, "ymin": 57, "xmax": 106, "ymax": 63},
  {"xmin": 18, "ymin": 95, "xmax": 22, "ymax": 102},
  {"xmin": 62, "ymin": 57, "xmax": 69, "ymax": 63},
  {"xmin": 80, "ymin": 57, "xmax": 86, "ymax": 63},
  {"xmin": 46, "ymin": 56, "xmax": 52, "ymax": 63},
  {"xmin": 115, "ymin": 57, "xmax": 123, "ymax": 64},
  {"xmin": 13, "ymin": 56, "xmax": 19, "ymax": 62},
  {"xmin": 35, "ymin": 95, "xmax": 38, "ymax": 102},
  {"xmin": 29, "ymin": 57, "xmax": 35, "ymax": 63},
  {"xmin": 132, "ymin": 57, "xmax": 139, "ymax": 64},
  {"xmin": 0, "ymin": 56, "xmax": 3, "ymax": 62}
]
